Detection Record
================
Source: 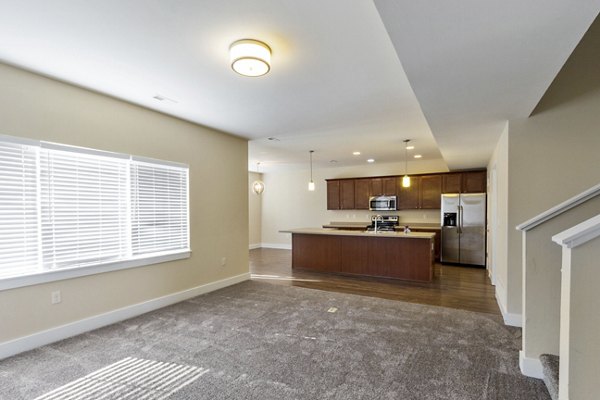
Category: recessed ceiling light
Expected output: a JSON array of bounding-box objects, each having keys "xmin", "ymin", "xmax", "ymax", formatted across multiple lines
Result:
[
  {"xmin": 414, "ymin": 154, "xmax": 422, "ymax": 158},
  {"xmin": 152, "ymin": 94, "xmax": 178, "ymax": 104},
  {"xmin": 367, "ymin": 159, "xmax": 375, "ymax": 163},
  {"xmin": 406, "ymin": 146, "xmax": 415, "ymax": 150},
  {"xmin": 330, "ymin": 160, "xmax": 338, "ymax": 163},
  {"xmin": 267, "ymin": 137, "xmax": 280, "ymax": 141},
  {"xmin": 352, "ymin": 151, "xmax": 361, "ymax": 155}
]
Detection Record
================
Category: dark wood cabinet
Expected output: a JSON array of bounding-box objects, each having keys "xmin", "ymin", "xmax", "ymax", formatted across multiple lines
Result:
[
  {"xmin": 354, "ymin": 179, "xmax": 371, "ymax": 209},
  {"xmin": 420, "ymin": 175, "xmax": 442, "ymax": 209},
  {"xmin": 397, "ymin": 176, "xmax": 421, "ymax": 209},
  {"xmin": 442, "ymin": 173, "xmax": 462, "ymax": 193},
  {"xmin": 370, "ymin": 178, "xmax": 383, "ymax": 196},
  {"xmin": 462, "ymin": 171, "xmax": 487, "ymax": 193},
  {"xmin": 340, "ymin": 180, "xmax": 355, "ymax": 209},
  {"xmin": 383, "ymin": 177, "xmax": 396, "ymax": 196},
  {"xmin": 326, "ymin": 170, "xmax": 485, "ymax": 210},
  {"xmin": 410, "ymin": 228, "xmax": 441, "ymax": 261},
  {"xmin": 370, "ymin": 177, "xmax": 396, "ymax": 196},
  {"xmin": 327, "ymin": 180, "xmax": 340, "ymax": 210}
]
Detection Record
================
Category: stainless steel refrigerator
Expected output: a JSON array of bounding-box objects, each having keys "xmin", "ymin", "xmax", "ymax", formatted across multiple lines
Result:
[{"xmin": 441, "ymin": 193, "xmax": 486, "ymax": 266}]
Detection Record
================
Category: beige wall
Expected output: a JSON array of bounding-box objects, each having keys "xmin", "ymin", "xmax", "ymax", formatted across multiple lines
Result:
[
  {"xmin": 261, "ymin": 159, "xmax": 448, "ymax": 246},
  {"xmin": 248, "ymin": 172, "xmax": 263, "ymax": 247},
  {"xmin": 505, "ymin": 18, "xmax": 600, "ymax": 316},
  {"xmin": 0, "ymin": 63, "xmax": 249, "ymax": 342},
  {"xmin": 487, "ymin": 123, "xmax": 509, "ymax": 312}
]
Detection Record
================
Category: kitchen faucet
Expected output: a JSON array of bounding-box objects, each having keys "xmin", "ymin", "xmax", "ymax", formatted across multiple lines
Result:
[{"xmin": 373, "ymin": 215, "xmax": 383, "ymax": 233}]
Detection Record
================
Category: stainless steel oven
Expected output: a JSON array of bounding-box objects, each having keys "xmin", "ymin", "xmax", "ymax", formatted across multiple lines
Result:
[{"xmin": 369, "ymin": 196, "xmax": 397, "ymax": 211}]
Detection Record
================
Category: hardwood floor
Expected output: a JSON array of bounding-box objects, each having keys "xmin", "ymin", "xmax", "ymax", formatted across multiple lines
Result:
[{"xmin": 250, "ymin": 248, "xmax": 500, "ymax": 315}]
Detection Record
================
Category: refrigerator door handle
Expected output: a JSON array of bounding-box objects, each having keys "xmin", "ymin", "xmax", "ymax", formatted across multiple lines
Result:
[{"xmin": 457, "ymin": 205, "xmax": 463, "ymax": 234}]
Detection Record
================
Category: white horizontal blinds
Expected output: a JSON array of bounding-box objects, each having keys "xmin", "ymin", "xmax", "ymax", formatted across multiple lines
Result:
[
  {"xmin": 40, "ymin": 146, "xmax": 129, "ymax": 269},
  {"xmin": 131, "ymin": 160, "xmax": 189, "ymax": 256},
  {"xmin": 0, "ymin": 141, "xmax": 39, "ymax": 278}
]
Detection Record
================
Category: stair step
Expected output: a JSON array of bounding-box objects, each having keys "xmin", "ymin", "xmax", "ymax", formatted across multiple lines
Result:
[{"xmin": 540, "ymin": 354, "xmax": 559, "ymax": 400}]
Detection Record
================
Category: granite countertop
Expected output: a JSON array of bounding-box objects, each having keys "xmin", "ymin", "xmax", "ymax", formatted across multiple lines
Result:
[
  {"xmin": 323, "ymin": 221, "xmax": 441, "ymax": 230},
  {"xmin": 281, "ymin": 228, "xmax": 435, "ymax": 239}
]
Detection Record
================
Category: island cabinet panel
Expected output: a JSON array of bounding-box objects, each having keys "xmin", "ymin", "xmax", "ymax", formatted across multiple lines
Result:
[
  {"xmin": 354, "ymin": 179, "xmax": 371, "ymax": 209},
  {"xmin": 442, "ymin": 173, "xmax": 462, "ymax": 193},
  {"xmin": 291, "ymin": 233, "xmax": 434, "ymax": 282},
  {"xmin": 340, "ymin": 236, "xmax": 370, "ymax": 275},
  {"xmin": 292, "ymin": 234, "xmax": 341, "ymax": 272},
  {"xmin": 397, "ymin": 176, "xmax": 421, "ymax": 209},
  {"xmin": 462, "ymin": 171, "xmax": 487, "ymax": 193},
  {"xmin": 327, "ymin": 180, "xmax": 340, "ymax": 210},
  {"xmin": 368, "ymin": 237, "xmax": 433, "ymax": 281},
  {"xmin": 420, "ymin": 175, "xmax": 442, "ymax": 209},
  {"xmin": 340, "ymin": 179, "xmax": 355, "ymax": 209}
]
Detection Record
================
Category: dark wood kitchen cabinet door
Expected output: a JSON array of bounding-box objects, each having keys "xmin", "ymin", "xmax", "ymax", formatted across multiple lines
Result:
[
  {"xmin": 370, "ymin": 178, "xmax": 383, "ymax": 196},
  {"xmin": 462, "ymin": 171, "xmax": 487, "ymax": 193},
  {"xmin": 397, "ymin": 176, "xmax": 420, "ymax": 209},
  {"xmin": 354, "ymin": 179, "xmax": 371, "ymax": 209},
  {"xmin": 383, "ymin": 177, "xmax": 397, "ymax": 196},
  {"xmin": 420, "ymin": 175, "xmax": 442, "ymax": 209},
  {"xmin": 327, "ymin": 180, "xmax": 340, "ymax": 210},
  {"xmin": 340, "ymin": 179, "xmax": 355, "ymax": 209},
  {"xmin": 442, "ymin": 173, "xmax": 462, "ymax": 193}
]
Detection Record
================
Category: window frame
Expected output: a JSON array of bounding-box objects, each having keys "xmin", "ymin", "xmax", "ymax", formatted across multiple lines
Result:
[{"xmin": 0, "ymin": 135, "xmax": 191, "ymax": 291}]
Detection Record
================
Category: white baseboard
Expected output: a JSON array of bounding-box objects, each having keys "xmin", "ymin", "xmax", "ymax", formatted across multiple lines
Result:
[
  {"xmin": 0, "ymin": 272, "xmax": 250, "ymax": 360},
  {"xmin": 260, "ymin": 243, "xmax": 292, "ymax": 250},
  {"xmin": 495, "ymin": 288, "xmax": 522, "ymax": 327},
  {"xmin": 520, "ymin": 350, "xmax": 544, "ymax": 379},
  {"xmin": 249, "ymin": 243, "xmax": 261, "ymax": 250}
]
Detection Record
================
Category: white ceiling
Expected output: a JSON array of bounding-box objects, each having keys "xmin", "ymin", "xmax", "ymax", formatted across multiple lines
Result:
[{"xmin": 0, "ymin": 1, "xmax": 597, "ymax": 173}]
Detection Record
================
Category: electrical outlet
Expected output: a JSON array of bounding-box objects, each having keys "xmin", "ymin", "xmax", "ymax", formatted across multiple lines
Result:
[
  {"xmin": 51, "ymin": 290, "xmax": 61, "ymax": 304},
  {"xmin": 220, "ymin": 257, "xmax": 227, "ymax": 266}
]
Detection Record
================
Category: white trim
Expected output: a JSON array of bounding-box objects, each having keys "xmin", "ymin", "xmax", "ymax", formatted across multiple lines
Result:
[
  {"xmin": 249, "ymin": 243, "xmax": 261, "ymax": 250},
  {"xmin": 495, "ymin": 288, "xmax": 522, "ymax": 327},
  {"xmin": 260, "ymin": 242, "xmax": 292, "ymax": 250},
  {"xmin": 0, "ymin": 272, "xmax": 250, "ymax": 360},
  {"xmin": 552, "ymin": 213, "xmax": 600, "ymax": 249},
  {"xmin": 516, "ymin": 183, "xmax": 600, "ymax": 232},
  {"xmin": 0, "ymin": 251, "xmax": 191, "ymax": 291},
  {"xmin": 520, "ymin": 350, "xmax": 544, "ymax": 379}
]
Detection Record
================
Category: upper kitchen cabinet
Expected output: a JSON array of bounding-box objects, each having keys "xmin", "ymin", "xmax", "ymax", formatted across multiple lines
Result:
[
  {"xmin": 442, "ymin": 173, "xmax": 462, "ymax": 193},
  {"xmin": 462, "ymin": 171, "xmax": 487, "ymax": 193},
  {"xmin": 327, "ymin": 180, "xmax": 340, "ymax": 210},
  {"xmin": 354, "ymin": 179, "xmax": 370, "ymax": 209},
  {"xmin": 340, "ymin": 179, "xmax": 355, "ymax": 209},
  {"xmin": 442, "ymin": 170, "xmax": 487, "ymax": 193},
  {"xmin": 397, "ymin": 176, "xmax": 421, "ymax": 209},
  {"xmin": 370, "ymin": 177, "xmax": 396, "ymax": 196},
  {"xmin": 420, "ymin": 175, "xmax": 442, "ymax": 209}
]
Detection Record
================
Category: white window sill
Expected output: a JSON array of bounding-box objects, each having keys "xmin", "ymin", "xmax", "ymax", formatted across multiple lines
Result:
[{"xmin": 0, "ymin": 250, "xmax": 191, "ymax": 291}]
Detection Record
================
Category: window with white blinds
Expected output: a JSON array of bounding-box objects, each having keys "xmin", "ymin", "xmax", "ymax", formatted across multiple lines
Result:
[
  {"xmin": 0, "ymin": 135, "xmax": 190, "ymax": 288},
  {"xmin": 0, "ymin": 140, "xmax": 39, "ymax": 280},
  {"xmin": 131, "ymin": 160, "xmax": 189, "ymax": 256}
]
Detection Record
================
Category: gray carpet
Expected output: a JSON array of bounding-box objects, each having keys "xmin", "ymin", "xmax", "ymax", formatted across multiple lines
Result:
[
  {"xmin": 0, "ymin": 281, "xmax": 549, "ymax": 400},
  {"xmin": 540, "ymin": 354, "xmax": 559, "ymax": 400}
]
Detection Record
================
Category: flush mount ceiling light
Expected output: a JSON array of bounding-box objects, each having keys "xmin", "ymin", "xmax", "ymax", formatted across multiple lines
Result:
[
  {"xmin": 308, "ymin": 150, "xmax": 315, "ymax": 191},
  {"xmin": 367, "ymin": 159, "xmax": 375, "ymax": 163},
  {"xmin": 230, "ymin": 39, "xmax": 271, "ymax": 77},
  {"xmin": 414, "ymin": 154, "xmax": 422, "ymax": 159},
  {"xmin": 352, "ymin": 151, "xmax": 361, "ymax": 155},
  {"xmin": 252, "ymin": 162, "xmax": 265, "ymax": 195},
  {"xmin": 402, "ymin": 139, "xmax": 411, "ymax": 188}
]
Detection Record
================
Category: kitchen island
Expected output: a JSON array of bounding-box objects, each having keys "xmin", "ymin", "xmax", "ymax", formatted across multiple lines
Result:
[{"xmin": 282, "ymin": 228, "xmax": 436, "ymax": 282}]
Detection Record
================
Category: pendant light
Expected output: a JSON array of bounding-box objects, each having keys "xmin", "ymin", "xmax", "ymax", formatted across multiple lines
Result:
[
  {"xmin": 402, "ymin": 139, "xmax": 411, "ymax": 188},
  {"xmin": 252, "ymin": 162, "xmax": 265, "ymax": 195},
  {"xmin": 308, "ymin": 150, "xmax": 315, "ymax": 191}
]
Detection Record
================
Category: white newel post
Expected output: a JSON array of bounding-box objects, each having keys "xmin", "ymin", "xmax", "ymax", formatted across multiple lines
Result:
[{"xmin": 553, "ymin": 214, "xmax": 600, "ymax": 400}]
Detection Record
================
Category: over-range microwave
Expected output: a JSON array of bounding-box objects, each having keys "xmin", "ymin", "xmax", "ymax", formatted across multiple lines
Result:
[{"xmin": 369, "ymin": 196, "xmax": 397, "ymax": 211}]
